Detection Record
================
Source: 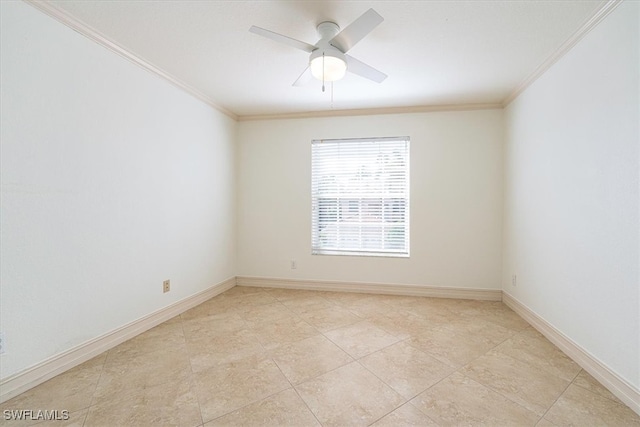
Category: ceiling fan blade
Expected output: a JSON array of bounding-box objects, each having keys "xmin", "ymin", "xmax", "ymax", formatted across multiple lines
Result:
[
  {"xmin": 292, "ymin": 67, "xmax": 313, "ymax": 87},
  {"xmin": 345, "ymin": 55, "xmax": 387, "ymax": 83},
  {"xmin": 329, "ymin": 9, "xmax": 383, "ymax": 53},
  {"xmin": 249, "ymin": 26, "xmax": 316, "ymax": 53}
]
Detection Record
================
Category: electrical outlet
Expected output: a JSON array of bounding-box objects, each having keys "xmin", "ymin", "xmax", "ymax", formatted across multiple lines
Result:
[
  {"xmin": 512, "ymin": 274, "xmax": 517, "ymax": 287},
  {"xmin": 0, "ymin": 332, "xmax": 5, "ymax": 355},
  {"xmin": 163, "ymin": 280, "xmax": 170, "ymax": 293},
  {"xmin": 291, "ymin": 260, "xmax": 297, "ymax": 270}
]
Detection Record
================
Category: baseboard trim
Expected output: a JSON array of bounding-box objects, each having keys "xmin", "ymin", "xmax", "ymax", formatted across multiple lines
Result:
[
  {"xmin": 236, "ymin": 276, "xmax": 502, "ymax": 301},
  {"xmin": 0, "ymin": 276, "xmax": 236, "ymax": 404},
  {"xmin": 502, "ymin": 292, "xmax": 640, "ymax": 415}
]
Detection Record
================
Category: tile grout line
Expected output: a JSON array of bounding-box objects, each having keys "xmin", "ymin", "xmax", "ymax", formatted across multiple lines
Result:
[
  {"xmin": 270, "ymin": 356, "xmax": 325, "ymax": 427},
  {"xmin": 191, "ymin": 294, "xmax": 269, "ymax": 424},
  {"xmin": 201, "ymin": 382, "xmax": 292, "ymax": 425},
  {"xmin": 194, "ymin": 288, "xmax": 321, "ymax": 425},
  {"xmin": 352, "ymin": 342, "xmax": 435, "ymax": 425},
  {"xmin": 454, "ymin": 368, "xmax": 542, "ymax": 420},
  {"xmin": 477, "ymin": 324, "xmax": 582, "ymax": 417},
  {"xmin": 287, "ymin": 355, "xmax": 356, "ymax": 389},
  {"xmin": 366, "ymin": 400, "xmax": 442, "ymax": 427},
  {"xmin": 453, "ymin": 326, "xmax": 568, "ymax": 422},
  {"xmin": 537, "ymin": 367, "xmax": 634, "ymax": 425},
  {"xmin": 80, "ymin": 346, "xmax": 112, "ymax": 427},
  {"xmin": 535, "ymin": 368, "xmax": 583, "ymax": 425},
  {"xmin": 569, "ymin": 372, "xmax": 633, "ymax": 407},
  {"xmin": 178, "ymin": 312, "xmax": 206, "ymax": 427},
  {"xmin": 397, "ymin": 315, "xmax": 542, "ymax": 422},
  {"xmin": 315, "ymin": 308, "xmax": 455, "ymax": 425}
]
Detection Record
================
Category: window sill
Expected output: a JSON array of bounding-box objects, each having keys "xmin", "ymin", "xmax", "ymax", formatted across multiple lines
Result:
[{"xmin": 312, "ymin": 250, "xmax": 410, "ymax": 258}]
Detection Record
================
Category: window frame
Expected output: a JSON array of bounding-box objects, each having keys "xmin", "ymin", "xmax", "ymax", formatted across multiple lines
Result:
[{"xmin": 311, "ymin": 136, "xmax": 410, "ymax": 258}]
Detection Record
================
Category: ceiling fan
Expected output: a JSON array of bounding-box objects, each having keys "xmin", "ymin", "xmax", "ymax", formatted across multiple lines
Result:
[{"xmin": 249, "ymin": 8, "xmax": 387, "ymax": 87}]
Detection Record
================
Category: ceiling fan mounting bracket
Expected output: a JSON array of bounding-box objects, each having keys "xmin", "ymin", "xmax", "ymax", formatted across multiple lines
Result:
[{"xmin": 316, "ymin": 21, "xmax": 340, "ymax": 41}]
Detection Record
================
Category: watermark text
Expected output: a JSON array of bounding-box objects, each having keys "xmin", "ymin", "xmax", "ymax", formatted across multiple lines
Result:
[{"xmin": 3, "ymin": 409, "xmax": 70, "ymax": 421}]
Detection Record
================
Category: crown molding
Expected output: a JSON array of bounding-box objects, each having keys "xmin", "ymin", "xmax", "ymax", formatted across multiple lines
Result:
[
  {"xmin": 237, "ymin": 103, "xmax": 503, "ymax": 122},
  {"xmin": 502, "ymin": 0, "xmax": 623, "ymax": 107},
  {"xmin": 23, "ymin": 0, "xmax": 238, "ymax": 121}
]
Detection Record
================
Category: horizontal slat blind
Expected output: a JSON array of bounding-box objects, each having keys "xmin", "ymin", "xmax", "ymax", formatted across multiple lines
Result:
[{"xmin": 311, "ymin": 136, "xmax": 410, "ymax": 257}]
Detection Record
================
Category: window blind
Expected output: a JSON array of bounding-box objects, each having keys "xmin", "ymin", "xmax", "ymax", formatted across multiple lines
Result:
[{"xmin": 311, "ymin": 136, "xmax": 410, "ymax": 257}]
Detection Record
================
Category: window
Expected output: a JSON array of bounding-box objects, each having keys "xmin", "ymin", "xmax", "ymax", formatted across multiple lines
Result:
[{"xmin": 311, "ymin": 136, "xmax": 410, "ymax": 257}]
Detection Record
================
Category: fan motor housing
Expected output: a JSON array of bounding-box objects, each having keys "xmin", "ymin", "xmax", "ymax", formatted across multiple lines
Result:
[{"xmin": 316, "ymin": 21, "xmax": 340, "ymax": 40}]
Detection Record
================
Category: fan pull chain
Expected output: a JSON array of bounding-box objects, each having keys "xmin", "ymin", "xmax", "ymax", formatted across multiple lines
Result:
[
  {"xmin": 321, "ymin": 52, "xmax": 325, "ymax": 92},
  {"xmin": 331, "ymin": 81, "xmax": 334, "ymax": 108}
]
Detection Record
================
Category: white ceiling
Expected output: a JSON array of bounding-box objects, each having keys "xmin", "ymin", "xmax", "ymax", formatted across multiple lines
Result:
[{"xmin": 42, "ymin": 0, "xmax": 606, "ymax": 119}]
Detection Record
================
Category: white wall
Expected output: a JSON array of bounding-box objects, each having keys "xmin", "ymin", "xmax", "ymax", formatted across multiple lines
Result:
[
  {"xmin": 503, "ymin": 0, "xmax": 639, "ymax": 389},
  {"xmin": 237, "ymin": 110, "xmax": 503, "ymax": 289},
  {"xmin": 0, "ymin": 2, "xmax": 236, "ymax": 379}
]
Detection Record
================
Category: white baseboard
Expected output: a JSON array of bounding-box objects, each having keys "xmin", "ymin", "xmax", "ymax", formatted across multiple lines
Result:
[
  {"xmin": 0, "ymin": 276, "xmax": 236, "ymax": 404},
  {"xmin": 236, "ymin": 276, "xmax": 502, "ymax": 301},
  {"xmin": 502, "ymin": 292, "xmax": 640, "ymax": 416}
]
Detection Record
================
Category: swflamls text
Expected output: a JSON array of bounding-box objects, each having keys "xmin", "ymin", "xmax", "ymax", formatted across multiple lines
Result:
[{"xmin": 3, "ymin": 409, "xmax": 70, "ymax": 421}]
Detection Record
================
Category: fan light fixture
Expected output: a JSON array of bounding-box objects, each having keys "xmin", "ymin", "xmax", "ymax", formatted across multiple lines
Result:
[{"xmin": 309, "ymin": 48, "xmax": 347, "ymax": 82}]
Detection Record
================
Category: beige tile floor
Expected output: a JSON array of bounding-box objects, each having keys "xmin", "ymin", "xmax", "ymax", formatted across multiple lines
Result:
[{"xmin": 2, "ymin": 286, "xmax": 639, "ymax": 426}]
